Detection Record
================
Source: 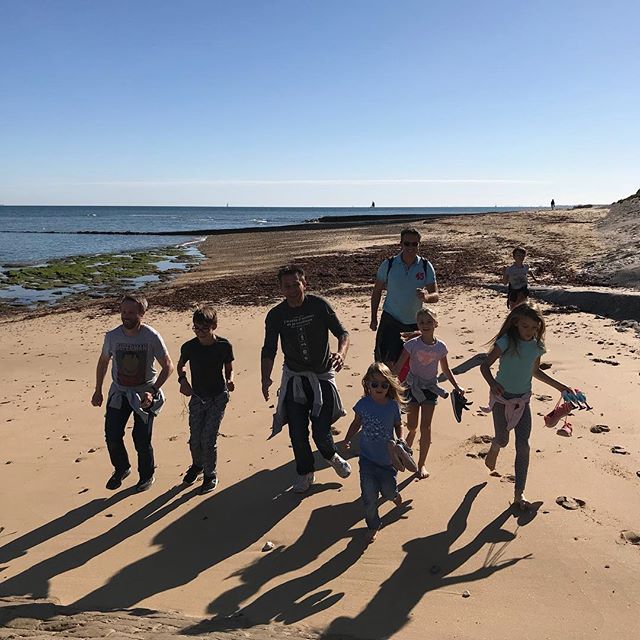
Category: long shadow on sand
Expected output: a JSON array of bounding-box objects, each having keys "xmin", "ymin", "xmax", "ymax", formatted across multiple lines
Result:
[
  {"xmin": 439, "ymin": 352, "xmax": 487, "ymax": 379},
  {"xmin": 0, "ymin": 484, "xmax": 190, "ymax": 600},
  {"xmin": 183, "ymin": 481, "xmax": 414, "ymax": 634},
  {"xmin": 320, "ymin": 482, "xmax": 534, "ymax": 640},
  {"xmin": 0, "ymin": 490, "xmax": 134, "ymax": 566},
  {"xmin": 68, "ymin": 460, "xmax": 342, "ymax": 613}
]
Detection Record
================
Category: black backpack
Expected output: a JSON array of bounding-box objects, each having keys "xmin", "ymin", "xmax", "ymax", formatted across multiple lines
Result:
[{"xmin": 386, "ymin": 256, "xmax": 430, "ymax": 278}]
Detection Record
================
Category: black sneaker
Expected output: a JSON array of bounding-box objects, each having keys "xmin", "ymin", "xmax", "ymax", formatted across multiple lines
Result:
[
  {"xmin": 451, "ymin": 390, "xmax": 473, "ymax": 423},
  {"xmin": 106, "ymin": 467, "xmax": 131, "ymax": 490},
  {"xmin": 183, "ymin": 465, "xmax": 203, "ymax": 485},
  {"xmin": 200, "ymin": 475, "xmax": 218, "ymax": 495},
  {"xmin": 136, "ymin": 476, "xmax": 155, "ymax": 492}
]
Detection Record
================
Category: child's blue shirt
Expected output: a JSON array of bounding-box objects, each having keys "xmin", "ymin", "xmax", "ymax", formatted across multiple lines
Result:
[
  {"xmin": 495, "ymin": 335, "xmax": 546, "ymax": 394},
  {"xmin": 353, "ymin": 396, "xmax": 401, "ymax": 467}
]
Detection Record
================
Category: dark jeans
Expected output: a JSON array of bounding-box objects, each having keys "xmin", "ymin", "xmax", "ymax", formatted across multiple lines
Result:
[
  {"xmin": 105, "ymin": 395, "xmax": 155, "ymax": 480},
  {"xmin": 374, "ymin": 311, "xmax": 417, "ymax": 364},
  {"xmin": 285, "ymin": 377, "xmax": 336, "ymax": 475}
]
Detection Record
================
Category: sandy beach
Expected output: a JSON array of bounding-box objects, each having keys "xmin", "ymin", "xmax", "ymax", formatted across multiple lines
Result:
[{"xmin": 1, "ymin": 205, "xmax": 639, "ymax": 639}]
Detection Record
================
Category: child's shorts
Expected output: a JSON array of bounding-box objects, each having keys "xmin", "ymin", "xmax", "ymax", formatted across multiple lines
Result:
[
  {"xmin": 507, "ymin": 285, "xmax": 529, "ymax": 306},
  {"xmin": 407, "ymin": 388, "xmax": 439, "ymax": 406}
]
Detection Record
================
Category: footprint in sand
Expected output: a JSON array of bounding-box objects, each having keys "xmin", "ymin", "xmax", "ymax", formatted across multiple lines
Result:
[
  {"xmin": 470, "ymin": 435, "xmax": 493, "ymax": 444},
  {"xmin": 619, "ymin": 530, "xmax": 640, "ymax": 546},
  {"xmin": 590, "ymin": 424, "xmax": 610, "ymax": 434},
  {"xmin": 500, "ymin": 474, "xmax": 516, "ymax": 483},
  {"xmin": 611, "ymin": 446, "xmax": 629, "ymax": 455},
  {"xmin": 556, "ymin": 496, "xmax": 586, "ymax": 510}
]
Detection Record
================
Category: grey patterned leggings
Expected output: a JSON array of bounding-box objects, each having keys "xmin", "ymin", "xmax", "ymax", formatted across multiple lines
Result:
[
  {"xmin": 188, "ymin": 391, "xmax": 229, "ymax": 478},
  {"xmin": 491, "ymin": 393, "xmax": 532, "ymax": 493}
]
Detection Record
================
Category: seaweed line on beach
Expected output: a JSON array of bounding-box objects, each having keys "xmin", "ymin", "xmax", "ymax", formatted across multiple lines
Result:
[{"xmin": 147, "ymin": 237, "xmax": 593, "ymax": 312}]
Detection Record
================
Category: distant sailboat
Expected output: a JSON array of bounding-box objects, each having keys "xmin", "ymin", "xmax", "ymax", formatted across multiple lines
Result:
[{"xmin": 371, "ymin": 201, "xmax": 376, "ymax": 208}]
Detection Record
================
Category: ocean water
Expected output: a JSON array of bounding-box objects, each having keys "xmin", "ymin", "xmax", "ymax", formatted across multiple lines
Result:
[{"xmin": 0, "ymin": 205, "xmax": 523, "ymax": 266}]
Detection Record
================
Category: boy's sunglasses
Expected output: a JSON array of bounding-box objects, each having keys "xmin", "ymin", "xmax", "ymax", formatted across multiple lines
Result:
[
  {"xmin": 369, "ymin": 381, "xmax": 390, "ymax": 389},
  {"xmin": 402, "ymin": 241, "xmax": 419, "ymax": 247}
]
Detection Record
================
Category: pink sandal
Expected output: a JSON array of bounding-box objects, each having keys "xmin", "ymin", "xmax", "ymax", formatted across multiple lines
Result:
[
  {"xmin": 556, "ymin": 421, "xmax": 572, "ymax": 437},
  {"xmin": 544, "ymin": 400, "xmax": 573, "ymax": 428}
]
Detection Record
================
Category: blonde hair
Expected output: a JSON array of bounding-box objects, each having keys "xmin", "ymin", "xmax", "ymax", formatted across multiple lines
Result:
[
  {"xmin": 491, "ymin": 303, "xmax": 546, "ymax": 355},
  {"xmin": 416, "ymin": 306, "xmax": 438, "ymax": 322},
  {"xmin": 362, "ymin": 362, "xmax": 407, "ymax": 407}
]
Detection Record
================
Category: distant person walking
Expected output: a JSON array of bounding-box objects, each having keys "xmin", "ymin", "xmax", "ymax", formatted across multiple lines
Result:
[
  {"xmin": 91, "ymin": 294, "xmax": 174, "ymax": 492},
  {"xmin": 370, "ymin": 227, "xmax": 438, "ymax": 367},
  {"xmin": 550, "ymin": 199, "xmax": 555, "ymax": 210},
  {"xmin": 261, "ymin": 265, "xmax": 352, "ymax": 493},
  {"xmin": 502, "ymin": 246, "xmax": 538, "ymax": 310}
]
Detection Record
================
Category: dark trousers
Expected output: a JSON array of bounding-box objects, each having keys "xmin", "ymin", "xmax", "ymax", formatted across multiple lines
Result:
[
  {"xmin": 285, "ymin": 377, "xmax": 336, "ymax": 475},
  {"xmin": 374, "ymin": 311, "xmax": 418, "ymax": 364},
  {"xmin": 105, "ymin": 396, "xmax": 155, "ymax": 480}
]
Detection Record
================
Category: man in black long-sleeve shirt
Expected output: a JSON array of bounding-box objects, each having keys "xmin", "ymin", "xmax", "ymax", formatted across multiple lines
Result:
[{"xmin": 261, "ymin": 265, "xmax": 351, "ymax": 493}]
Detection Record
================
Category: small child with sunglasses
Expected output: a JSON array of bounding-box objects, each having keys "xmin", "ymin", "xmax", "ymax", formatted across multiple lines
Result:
[
  {"xmin": 343, "ymin": 363, "xmax": 406, "ymax": 543},
  {"xmin": 176, "ymin": 306, "xmax": 234, "ymax": 494}
]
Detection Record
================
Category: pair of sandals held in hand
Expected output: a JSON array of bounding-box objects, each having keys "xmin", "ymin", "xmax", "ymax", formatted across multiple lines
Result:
[
  {"xmin": 544, "ymin": 389, "xmax": 592, "ymax": 437},
  {"xmin": 387, "ymin": 439, "xmax": 419, "ymax": 473}
]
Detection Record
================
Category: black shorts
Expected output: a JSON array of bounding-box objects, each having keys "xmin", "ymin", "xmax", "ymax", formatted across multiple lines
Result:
[
  {"xmin": 507, "ymin": 285, "xmax": 529, "ymax": 306},
  {"xmin": 374, "ymin": 311, "xmax": 417, "ymax": 364},
  {"xmin": 407, "ymin": 388, "xmax": 439, "ymax": 406}
]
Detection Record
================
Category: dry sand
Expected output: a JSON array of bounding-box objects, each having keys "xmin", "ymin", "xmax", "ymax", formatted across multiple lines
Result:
[{"xmin": 1, "ymin": 208, "xmax": 639, "ymax": 640}]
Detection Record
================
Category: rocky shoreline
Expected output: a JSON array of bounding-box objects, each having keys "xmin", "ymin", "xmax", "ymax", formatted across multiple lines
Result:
[{"xmin": 2, "ymin": 205, "xmax": 638, "ymax": 325}]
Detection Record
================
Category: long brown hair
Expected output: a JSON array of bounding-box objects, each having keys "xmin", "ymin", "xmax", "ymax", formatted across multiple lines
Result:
[
  {"xmin": 491, "ymin": 303, "xmax": 546, "ymax": 355},
  {"xmin": 362, "ymin": 362, "xmax": 407, "ymax": 407}
]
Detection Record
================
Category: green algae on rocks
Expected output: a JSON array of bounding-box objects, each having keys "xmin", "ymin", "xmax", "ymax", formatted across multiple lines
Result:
[{"xmin": 0, "ymin": 247, "xmax": 199, "ymax": 291}]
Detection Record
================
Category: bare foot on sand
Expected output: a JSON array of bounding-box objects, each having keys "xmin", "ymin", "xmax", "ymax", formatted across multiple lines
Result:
[
  {"xmin": 393, "ymin": 493, "xmax": 403, "ymax": 506},
  {"xmin": 484, "ymin": 443, "xmax": 500, "ymax": 473},
  {"xmin": 415, "ymin": 466, "xmax": 430, "ymax": 479},
  {"xmin": 365, "ymin": 529, "xmax": 378, "ymax": 544}
]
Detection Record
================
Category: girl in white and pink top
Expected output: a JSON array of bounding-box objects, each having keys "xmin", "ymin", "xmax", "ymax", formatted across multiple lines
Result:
[{"xmin": 394, "ymin": 307, "xmax": 464, "ymax": 479}]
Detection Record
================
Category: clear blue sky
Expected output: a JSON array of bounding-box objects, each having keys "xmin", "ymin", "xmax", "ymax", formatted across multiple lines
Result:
[{"xmin": 1, "ymin": 0, "xmax": 638, "ymax": 206}]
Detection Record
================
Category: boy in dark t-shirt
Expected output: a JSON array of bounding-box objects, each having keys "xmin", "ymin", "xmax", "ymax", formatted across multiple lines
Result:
[{"xmin": 177, "ymin": 306, "xmax": 234, "ymax": 494}]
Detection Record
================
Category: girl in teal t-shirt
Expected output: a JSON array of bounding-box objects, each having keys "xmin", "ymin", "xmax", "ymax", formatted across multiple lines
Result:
[{"xmin": 480, "ymin": 304, "xmax": 574, "ymax": 510}]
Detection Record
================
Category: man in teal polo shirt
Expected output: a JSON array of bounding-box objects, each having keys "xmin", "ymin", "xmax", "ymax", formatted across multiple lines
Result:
[{"xmin": 370, "ymin": 227, "xmax": 439, "ymax": 365}]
